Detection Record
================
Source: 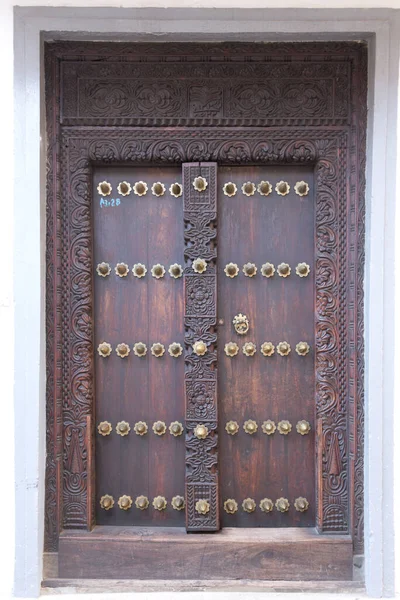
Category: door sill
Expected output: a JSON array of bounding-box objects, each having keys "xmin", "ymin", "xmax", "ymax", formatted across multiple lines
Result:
[{"xmin": 58, "ymin": 526, "xmax": 353, "ymax": 581}]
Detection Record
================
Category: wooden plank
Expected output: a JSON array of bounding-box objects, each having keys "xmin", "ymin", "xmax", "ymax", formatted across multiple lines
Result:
[
  {"xmin": 42, "ymin": 578, "xmax": 364, "ymax": 594},
  {"xmin": 58, "ymin": 527, "xmax": 353, "ymax": 581}
]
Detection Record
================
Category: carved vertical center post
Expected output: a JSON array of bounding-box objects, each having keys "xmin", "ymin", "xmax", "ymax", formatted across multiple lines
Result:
[{"xmin": 183, "ymin": 163, "xmax": 219, "ymax": 532}]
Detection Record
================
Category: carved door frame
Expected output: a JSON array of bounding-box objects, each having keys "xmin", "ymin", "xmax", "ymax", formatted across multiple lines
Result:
[{"xmin": 45, "ymin": 41, "xmax": 366, "ymax": 568}]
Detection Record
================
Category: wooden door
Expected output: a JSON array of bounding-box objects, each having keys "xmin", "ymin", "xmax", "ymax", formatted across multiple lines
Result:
[
  {"xmin": 45, "ymin": 41, "xmax": 367, "ymax": 582},
  {"xmin": 218, "ymin": 165, "xmax": 315, "ymax": 528},
  {"xmin": 93, "ymin": 166, "xmax": 185, "ymax": 527}
]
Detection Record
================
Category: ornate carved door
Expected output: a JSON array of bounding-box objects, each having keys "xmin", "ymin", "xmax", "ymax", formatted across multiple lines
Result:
[{"xmin": 45, "ymin": 42, "xmax": 366, "ymax": 582}]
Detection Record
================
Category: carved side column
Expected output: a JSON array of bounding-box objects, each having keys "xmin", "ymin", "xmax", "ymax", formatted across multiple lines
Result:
[{"xmin": 183, "ymin": 163, "xmax": 219, "ymax": 532}]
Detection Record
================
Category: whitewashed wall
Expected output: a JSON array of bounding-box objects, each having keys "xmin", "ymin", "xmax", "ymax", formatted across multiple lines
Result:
[{"xmin": 2, "ymin": 2, "xmax": 399, "ymax": 599}]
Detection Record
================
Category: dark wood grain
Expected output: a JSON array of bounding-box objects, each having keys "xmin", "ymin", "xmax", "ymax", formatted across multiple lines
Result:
[
  {"xmin": 58, "ymin": 527, "xmax": 353, "ymax": 580},
  {"xmin": 93, "ymin": 166, "xmax": 185, "ymax": 526},
  {"xmin": 218, "ymin": 166, "xmax": 315, "ymax": 527}
]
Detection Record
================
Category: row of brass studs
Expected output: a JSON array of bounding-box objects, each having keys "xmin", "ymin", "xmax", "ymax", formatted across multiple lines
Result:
[
  {"xmin": 98, "ymin": 420, "xmax": 184, "ymax": 437},
  {"xmin": 97, "ymin": 262, "xmax": 184, "ymax": 279},
  {"xmin": 223, "ymin": 180, "xmax": 309, "ymax": 198},
  {"xmin": 224, "ymin": 341, "xmax": 310, "ymax": 357},
  {"xmin": 97, "ymin": 342, "xmax": 183, "ymax": 358},
  {"xmin": 225, "ymin": 262, "xmax": 310, "ymax": 278},
  {"xmin": 100, "ymin": 494, "xmax": 185, "ymax": 511},
  {"xmin": 225, "ymin": 419, "xmax": 311, "ymax": 436},
  {"xmin": 97, "ymin": 181, "xmax": 183, "ymax": 198},
  {"xmin": 223, "ymin": 497, "xmax": 309, "ymax": 514}
]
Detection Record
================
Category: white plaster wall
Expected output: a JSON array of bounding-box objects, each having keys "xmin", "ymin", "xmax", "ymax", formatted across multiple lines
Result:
[{"xmin": 3, "ymin": 2, "xmax": 400, "ymax": 599}]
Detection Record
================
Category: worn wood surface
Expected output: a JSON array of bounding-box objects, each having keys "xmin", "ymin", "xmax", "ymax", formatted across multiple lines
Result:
[
  {"xmin": 58, "ymin": 527, "xmax": 353, "ymax": 581},
  {"xmin": 218, "ymin": 166, "xmax": 315, "ymax": 527},
  {"xmin": 94, "ymin": 166, "xmax": 185, "ymax": 527}
]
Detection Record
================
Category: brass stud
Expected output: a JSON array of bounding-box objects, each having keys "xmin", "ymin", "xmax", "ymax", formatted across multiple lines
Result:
[
  {"xmin": 243, "ymin": 419, "xmax": 258, "ymax": 435},
  {"xmin": 261, "ymin": 342, "xmax": 275, "ymax": 357},
  {"xmin": 275, "ymin": 181, "xmax": 290, "ymax": 196},
  {"xmin": 223, "ymin": 182, "xmax": 237, "ymax": 197},
  {"xmin": 133, "ymin": 263, "xmax": 147, "ymax": 278},
  {"xmin": 296, "ymin": 262, "xmax": 310, "ymax": 277},
  {"xmin": 97, "ymin": 342, "xmax": 112, "ymax": 358},
  {"xmin": 133, "ymin": 181, "xmax": 148, "ymax": 196},
  {"xmin": 135, "ymin": 495, "xmax": 149, "ymax": 510},
  {"xmin": 151, "ymin": 182, "xmax": 166, "ymax": 197},
  {"xmin": 259, "ymin": 498, "xmax": 274, "ymax": 513},
  {"xmin": 168, "ymin": 263, "xmax": 183, "ymax": 278},
  {"xmin": 225, "ymin": 420, "xmax": 239, "ymax": 435},
  {"xmin": 96, "ymin": 262, "xmax": 111, "ymax": 277},
  {"xmin": 193, "ymin": 340, "xmax": 207, "ymax": 356},
  {"xmin": 278, "ymin": 420, "xmax": 292, "ymax": 435},
  {"xmin": 116, "ymin": 343, "xmax": 130, "ymax": 358},
  {"xmin": 151, "ymin": 264, "xmax": 165, "ymax": 279},
  {"xmin": 296, "ymin": 420, "xmax": 311, "ymax": 435},
  {"xmin": 192, "ymin": 258, "xmax": 207, "ymax": 273},
  {"xmin": 294, "ymin": 181, "xmax": 310, "ymax": 197},
  {"xmin": 152, "ymin": 496, "xmax": 167, "ymax": 511},
  {"xmin": 294, "ymin": 497, "xmax": 309, "ymax": 512},
  {"xmin": 195, "ymin": 499, "xmax": 210, "ymax": 515},
  {"xmin": 242, "ymin": 498, "xmax": 256, "ymax": 513},
  {"xmin": 133, "ymin": 342, "xmax": 147, "ymax": 357},
  {"xmin": 169, "ymin": 421, "xmax": 183, "ymax": 437},
  {"xmin": 115, "ymin": 262, "xmax": 129, "ymax": 277},
  {"xmin": 193, "ymin": 176, "xmax": 208, "ymax": 192},
  {"xmin": 116, "ymin": 421, "xmax": 130, "ymax": 436},
  {"xmin": 224, "ymin": 262, "xmax": 239, "ymax": 278},
  {"xmin": 233, "ymin": 313, "xmax": 249, "ymax": 335},
  {"xmin": 169, "ymin": 182, "xmax": 183, "ymax": 198},
  {"xmin": 224, "ymin": 499, "xmax": 238, "ymax": 514},
  {"xmin": 100, "ymin": 494, "xmax": 114, "ymax": 510},
  {"xmin": 257, "ymin": 181, "xmax": 272, "ymax": 196},
  {"xmin": 241, "ymin": 182, "xmax": 256, "ymax": 197},
  {"xmin": 277, "ymin": 262, "xmax": 291, "ymax": 277},
  {"xmin": 117, "ymin": 181, "xmax": 131, "ymax": 196},
  {"xmin": 152, "ymin": 421, "xmax": 167, "ymax": 436},
  {"xmin": 296, "ymin": 341, "xmax": 310, "ymax": 356},
  {"xmin": 171, "ymin": 495, "xmax": 185, "ymax": 511},
  {"xmin": 224, "ymin": 342, "xmax": 239, "ymax": 357},
  {"xmin": 194, "ymin": 424, "xmax": 209, "ymax": 439},
  {"xmin": 243, "ymin": 342, "xmax": 257, "ymax": 357},
  {"xmin": 97, "ymin": 181, "xmax": 112, "ymax": 196},
  {"xmin": 261, "ymin": 262, "xmax": 275, "ymax": 278},
  {"xmin": 134, "ymin": 421, "xmax": 148, "ymax": 436},
  {"xmin": 151, "ymin": 343, "xmax": 165, "ymax": 357},
  {"xmin": 277, "ymin": 341, "xmax": 291, "ymax": 356},
  {"xmin": 261, "ymin": 420, "xmax": 276, "ymax": 435},
  {"xmin": 118, "ymin": 495, "xmax": 133, "ymax": 510},
  {"xmin": 168, "ymin": 342, "xmax": 183, "ymax": 358},
  {"xmin": 97, "ymin": 421, "xmax": 112, "ymax": 436},
  {"xmin": 243, "ymin": 262, "xmax": 257, "ymax": 277},
  {"xmin": 275, "ymin": 497, "xmax": 290, "ymax": 512}
]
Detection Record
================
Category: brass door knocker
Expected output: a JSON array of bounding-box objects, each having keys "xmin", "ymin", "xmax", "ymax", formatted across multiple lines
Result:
[{"xmin": 233, "ymin": 313, "xmax": 249, "ymax": 335}]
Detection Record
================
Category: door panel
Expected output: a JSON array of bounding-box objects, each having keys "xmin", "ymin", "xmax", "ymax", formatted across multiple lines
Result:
[
  {"xmin": 94, "ymin": 166, "xmax": 185, "ymax": 526},
  {"xmin": 218, "ymin": 166, "xmax": 315, "ymax": 527}
]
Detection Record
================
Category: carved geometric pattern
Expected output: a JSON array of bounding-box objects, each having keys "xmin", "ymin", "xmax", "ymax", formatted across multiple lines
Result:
[
  {"xmin": 185, "ymin": 276, "xmax": 216, "ymax": 318},
  {"xmin": 186, "ymin": 483, "xmax": 219, "ymax": 531},
  {"xmin": 45, "ymin": 42, "xmax": 366, "ymax": 552},
  {"xmin": 183, "ymin": 162, "xmax": 219, "ymax": 532},
  {"xmin": 185, "ymin": 380, "xmax": 217, "ymax": 421}
]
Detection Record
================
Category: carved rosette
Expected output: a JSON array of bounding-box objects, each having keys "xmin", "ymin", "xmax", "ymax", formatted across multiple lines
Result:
[{"xmin": 183, "ymin": 163, "xmax": 219, "ymax": 532}]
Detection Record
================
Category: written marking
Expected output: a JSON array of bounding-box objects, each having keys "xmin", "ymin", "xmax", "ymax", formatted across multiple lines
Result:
[{"xmin": 100, "ymin": 197, "xmax": 121, "ymax": 208}]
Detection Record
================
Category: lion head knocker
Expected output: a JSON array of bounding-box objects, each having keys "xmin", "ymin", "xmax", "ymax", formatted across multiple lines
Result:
[{"xmin": 233, "ymin": 313, "xmax": 249, "ymax": 335}]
